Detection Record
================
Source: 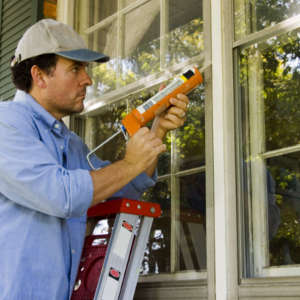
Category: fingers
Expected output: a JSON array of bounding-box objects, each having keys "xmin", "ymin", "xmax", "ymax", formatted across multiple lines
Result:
[
  {"xmin": 170, "ymin": 93, "xmax": 189, "ymax": 108},
  {"xmin": 125, "ymin": 127, "xmax": 166, "ymax": 172},
  {"xmin": 141, "ymin": 129, "xmax": 167, "ymax": 154},
  {"xmin": 164, "ymin": 93, "xmax": 189, "ymax": 124},
  {"xmin": 166, "ymin": 106, "xmax": 186, "ymax": 118},
  {"xmin": 164, "ymin": 112, "xmax": 186, "ymax": 127},
  {"xmin": 130, "ymin": 127, "xmax": 166, "ymax": 156}
]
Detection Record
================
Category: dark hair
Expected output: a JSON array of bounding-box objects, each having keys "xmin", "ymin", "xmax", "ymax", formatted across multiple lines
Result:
[{"xmin": 11, "ymin": 54, "xmax": 58, "ymax": 93}]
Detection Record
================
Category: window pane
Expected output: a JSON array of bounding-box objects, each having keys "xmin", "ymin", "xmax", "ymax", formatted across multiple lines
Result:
[
  {"xmin": 124, "ymin": 0, "xmax": 138, "ymax": 7},
  {"xmin": 175, "ymin": 85, "xmax": 205, "ymax": 170},
  {"xmin": 234, "ymin": 0, "xmax": 300, "ymax": 40},
  {"xmin": 267, "ymin": 153, "xmax": 300, "ymax": 266},
  {"xmin": 240, "ymin": 29, "xmax": 300, "ymax": 153},
  {"xmin": 121, "ymin": 0, "xmax": 160, "ymax": 82},
  {"xmin": 86, "ymin": 100, "xmax": 127, "ymax": 163},
  {"xmin": 141, "ymin": 180, "xmax": 171, "ymax": 274},
  {"xmin": 88, "ymin": 0, "xmax": 118, "ymax": 25},
  {"xmin": 83, "ymin": 23, "xmax": 119, "ymax": 102},
  {"xmin": 179, "ymin": 173, "xmax": 206, "ymax": 271},
  {"xmin": 239, "ymin": 28, "xmax": 300, "ymax": 269},
  {"xmin": 167, "ymin": 0, "xmax": 204, "ymax": 65}
]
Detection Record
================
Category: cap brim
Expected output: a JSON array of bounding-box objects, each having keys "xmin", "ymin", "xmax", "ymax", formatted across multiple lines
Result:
[{"xmin": 57, "ymin": 49, "xmax": 109, "ymax": 63}]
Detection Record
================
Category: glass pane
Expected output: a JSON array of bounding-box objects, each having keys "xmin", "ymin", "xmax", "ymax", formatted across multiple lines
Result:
[
  {"xmin": 121, "ymin": 0, "xmax": 160, "ymax": 83},
  {"xmin": 234, "ymin": 0, "xmax": 300, "ymax": 40},
  {"xmin": 85, "ymin": 22, "xmax": 118, "ymax": 102},
  {"xmin": 88, "ymin": 100, "xmax": 127, "ymax": 163},
  {"xmin": 176, "ymin": 85, "xmax": 205, "ymax": 170},
  {"xmin": 239, "ymin": 28, "xmax": 300, "ymax": 269},
  {"xmin": 267, "ymin": 153, "xmax": 300, "ymax": 266},
  {"xmin": 141, "ymin": 179, "xmax": 171, "ymax": 274},
  {"xmin": 124, "ymin": 0, "xmax": 137, "ymax": 7},
  {"xmin": 88, "ymin": 0, "xmax": 118, "ymax": 25},
  {"xmin": 239, "ymin": 29, "xmax": 300, "ymax": 153},
  {"xmin": 167, "ymin": 0, "xmax": 204, "ymax": 65},
  {"xmin": 179, "ymin": 173, "xmax": 206, "ymax": 271}
]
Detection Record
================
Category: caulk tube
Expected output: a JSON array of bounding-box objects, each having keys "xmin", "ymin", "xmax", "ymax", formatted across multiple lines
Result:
[{"xmin": 121, "ymin": 67, "xmax": 203, "ymax": 136}]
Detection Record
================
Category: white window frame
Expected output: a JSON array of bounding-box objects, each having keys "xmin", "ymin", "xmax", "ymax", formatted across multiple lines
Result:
[{"xmin": 235, "ymin": 14, "xmax": 300, "ymax": 278}]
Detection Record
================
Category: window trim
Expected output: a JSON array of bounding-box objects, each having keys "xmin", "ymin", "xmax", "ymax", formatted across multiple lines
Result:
[{"xmin": 211, "ymin": 0, "xmax": 239, "ymax": 298}]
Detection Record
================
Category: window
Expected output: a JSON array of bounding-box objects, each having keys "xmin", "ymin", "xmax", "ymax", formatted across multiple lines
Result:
[
  {"xmin": 235, "ymin": 0, "xmax": 300, "ymax": 277},
  {"xmin": 74, "ymin": 0, "xmax": 208, "ymax": 279}
]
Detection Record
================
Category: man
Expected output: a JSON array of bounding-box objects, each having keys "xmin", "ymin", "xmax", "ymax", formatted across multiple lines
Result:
[{"xmin": 0, "ymin": 19, "xmax": 189, "ymax": 299}]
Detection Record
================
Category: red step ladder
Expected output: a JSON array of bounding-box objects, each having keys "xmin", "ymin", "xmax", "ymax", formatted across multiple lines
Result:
[{"xmin": 71, "ymin": 198, "xmax": 161, "ymax": 300}]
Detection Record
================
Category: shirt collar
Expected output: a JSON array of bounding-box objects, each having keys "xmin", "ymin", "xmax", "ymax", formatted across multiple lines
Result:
[{"xmin": 13, "ymin": 90, "xmax": 65, "ymax": 135}]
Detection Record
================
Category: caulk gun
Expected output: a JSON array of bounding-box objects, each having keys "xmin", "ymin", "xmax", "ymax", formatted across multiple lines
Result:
[{"xmin": 87, "ymin": 67, "xmax": 203, "ymax": 170}]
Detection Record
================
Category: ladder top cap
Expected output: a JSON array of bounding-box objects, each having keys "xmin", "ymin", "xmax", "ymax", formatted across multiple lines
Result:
[{"xmin": 87, "ymin": 198, "xmax": 162, "ymax": 218}]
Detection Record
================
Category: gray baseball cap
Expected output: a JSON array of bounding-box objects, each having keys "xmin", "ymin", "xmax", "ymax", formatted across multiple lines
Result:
[{"xmin": 11, "ymin": 19, "xmax": 109, "ymax": 66}]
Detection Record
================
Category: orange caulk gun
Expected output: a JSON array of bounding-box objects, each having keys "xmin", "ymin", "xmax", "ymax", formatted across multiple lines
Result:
[
  {"xmin": 87, "ymin": 67, "xmax": 203, "ymax": 169},
  {"xmin": 122, "ymin": 67, "xmax": 203, "ymax": 136}
]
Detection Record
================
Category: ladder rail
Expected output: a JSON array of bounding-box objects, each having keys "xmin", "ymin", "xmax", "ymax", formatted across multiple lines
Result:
[
  {"xmin": 119, "ymin": 216, "xmax": 153, "ymax": 300},
  {"xmin": 93, "ymin": 213, "xmax": 139, "ymax": 300}
]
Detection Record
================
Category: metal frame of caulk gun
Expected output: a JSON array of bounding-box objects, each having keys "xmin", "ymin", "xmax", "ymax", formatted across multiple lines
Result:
[{"xmin": 86, "ymin": 124, "xmax": 128, "ymax": 170}]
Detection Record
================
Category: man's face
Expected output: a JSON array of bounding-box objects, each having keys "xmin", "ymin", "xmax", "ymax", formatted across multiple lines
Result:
[{"xmin": 41, "ymin": 56, "xmax": 92, "ymax": 119}]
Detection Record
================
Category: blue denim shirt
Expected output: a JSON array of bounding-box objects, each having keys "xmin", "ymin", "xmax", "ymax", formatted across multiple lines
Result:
[{"xmin": 0, "ymin": 90, "xmax": 156, "ymax": 300}]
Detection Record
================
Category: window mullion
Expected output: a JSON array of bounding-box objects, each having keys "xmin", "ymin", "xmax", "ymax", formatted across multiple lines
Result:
[
  {"xmin": 170, "ymin": 131, "xmax": 181, "ymax": 272},
  {"xmin": 116, "ymin": 0, "xmax": 125, "ymax": 90},
  {"xmin": 160, "ymin": 0, "xmax": 169, "ymax": 70},
  {"xmin": 248, "ymin": 48, "xmax": 269, "ymax": 275}
]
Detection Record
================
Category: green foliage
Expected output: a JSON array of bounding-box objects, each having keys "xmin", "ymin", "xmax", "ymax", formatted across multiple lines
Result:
[{"xmin": 235, "ymin": 0, "xmax": 300, "ymax": 38}]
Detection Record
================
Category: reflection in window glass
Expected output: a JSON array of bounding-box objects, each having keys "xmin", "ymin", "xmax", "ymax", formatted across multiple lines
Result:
[
  {"xmin": 124, "ymin": 0, "xmax": 138, "ymax": 7},
  {"xmin": 240, "ymin": 29, "xmax": 300, "ymax": 152},
  {"xmin": 85, "ymin": 23, "xmax": 118, "ymax": 100},
  {"xmin": 141, "ymin": 180, "xmax": 171, "ymax": 274},
  {"xmin": 77, "ymin": 0, "xmax": 204, "ymax": 96},
  {"xmin": 88, "ymin": 0, "xmax": 118, "ymax": 25},
  {"xmin": 168, "ymin": 0, "xmax": 204, "ymax": 64},
  {"xmin": 179, "ymin": 173, "xmax": 206, "ymax": 271},
  {"xmin": 234, "ymin": 0, "xmax": 300, "ymax": 40},
  {"xmin": 122, "ymin": 0, "xmax": 160, "ymax": 81},
  {"xmin": 176, "ymin": 85, "xmax": 205, "ymax": 170},
  {"xmin": 239, "ymin": 29, "xmax": 300, "ymax": 267},
  {"xmin": 267, "ymin": 154, "xmax": 300, "ymax": 266}
]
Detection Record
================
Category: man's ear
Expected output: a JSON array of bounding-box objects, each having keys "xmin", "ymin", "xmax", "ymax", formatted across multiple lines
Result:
[{"xmin": 31, "ymin": 65, "xmax": 47, "ymax": 89}]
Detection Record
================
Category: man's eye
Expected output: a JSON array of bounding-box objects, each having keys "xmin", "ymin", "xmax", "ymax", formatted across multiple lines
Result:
[{"xmin": 72, "ymin": 66, "xmax": 80, "ymax": 73}]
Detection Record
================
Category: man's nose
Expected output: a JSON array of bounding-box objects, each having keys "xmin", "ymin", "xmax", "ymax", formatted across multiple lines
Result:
[{"xmin": 82, "ymin": 70, "xmax": 92, "ymax": 86}]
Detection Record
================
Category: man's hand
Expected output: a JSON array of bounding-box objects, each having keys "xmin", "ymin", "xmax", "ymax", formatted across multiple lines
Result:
[
  {"xmin": 124, "ymin": 127, "xmax": 166, "ymax": 173},
  {"xmin": 90, "ymin": 127, "xmax": 166, "ymax": 205},
  {"xmin": 151, "ymin": 93, "xmax": 189, "ymax": 140}
]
